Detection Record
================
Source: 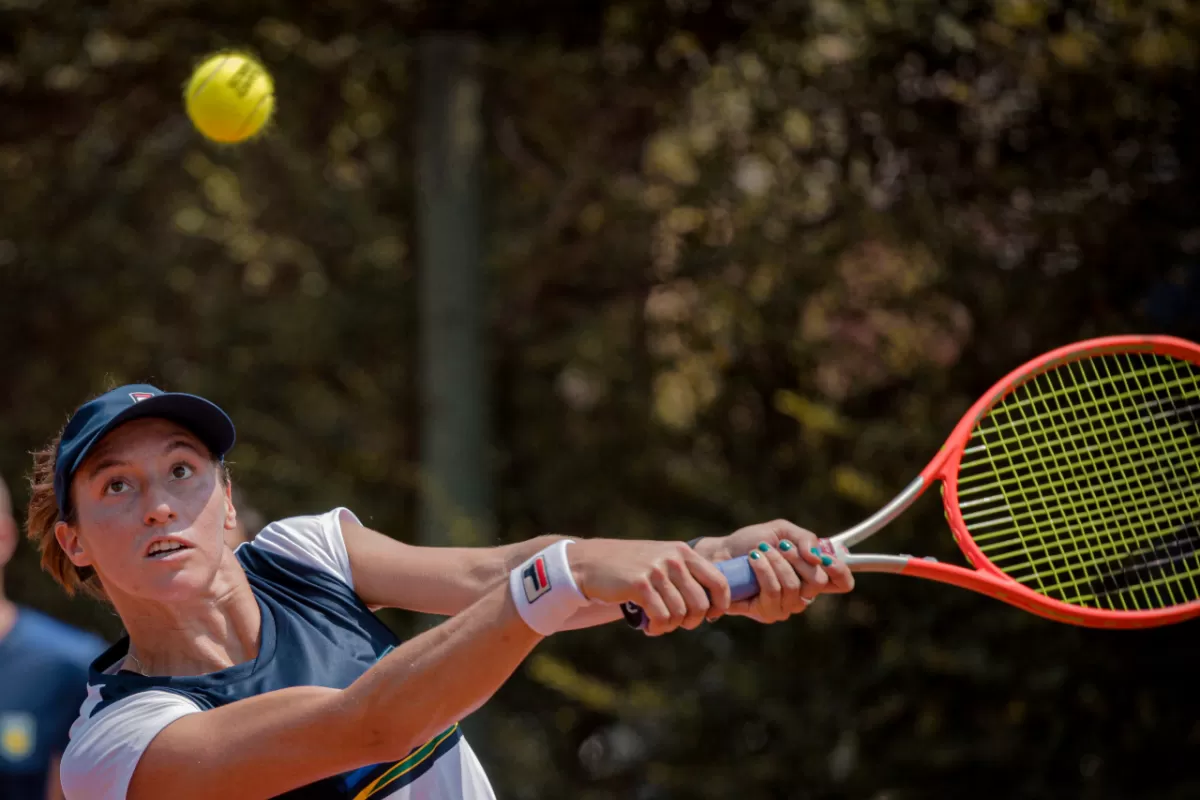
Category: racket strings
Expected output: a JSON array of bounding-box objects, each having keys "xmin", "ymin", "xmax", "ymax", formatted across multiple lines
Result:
[
  {"xmin": 1008, "ymin": 353, "xmax": 1200, "ymax": 609},
  {"xmin": 1012, "ymin": 354, "xmax": 1198, "ymax": 607},
  {"xmin": 956, "ymin": 351, "xmax": 1200, "ymax": 611},
  {"xmin": 954, "ymin": 374, "xmax": 1200, "ymax": 488}
]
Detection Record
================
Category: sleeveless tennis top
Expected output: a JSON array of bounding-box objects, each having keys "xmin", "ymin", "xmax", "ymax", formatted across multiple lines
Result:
[{"xmin": 59, "ymin": 508, "xmax": 496, "ymax": 800}]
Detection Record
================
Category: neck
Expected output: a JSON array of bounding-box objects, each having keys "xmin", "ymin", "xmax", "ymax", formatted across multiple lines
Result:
[{"xmin": 113, "ymin": 551, "xmax": 262, "ymax": 677}]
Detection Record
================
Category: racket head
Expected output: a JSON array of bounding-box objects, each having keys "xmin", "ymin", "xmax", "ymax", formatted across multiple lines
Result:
[{"xmin": 933, "ymin": 334, "xmax": 1200, "ymax": 627}]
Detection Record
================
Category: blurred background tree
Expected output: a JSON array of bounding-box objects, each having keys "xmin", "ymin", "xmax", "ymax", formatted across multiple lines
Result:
[{"xmin": 2, "ymin": 0, "xmax": 1199, "ymax": 797}]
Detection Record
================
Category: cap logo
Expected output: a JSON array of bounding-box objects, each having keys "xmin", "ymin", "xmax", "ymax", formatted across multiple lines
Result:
[{"xmin": 129, "ymin": 392, "xmax": 154, "ymax": 403}]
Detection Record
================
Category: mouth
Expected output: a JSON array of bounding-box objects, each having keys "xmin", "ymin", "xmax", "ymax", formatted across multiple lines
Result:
[{"xmin": 144, "ymin": 538, "xmax": 193, "ymax": 560}]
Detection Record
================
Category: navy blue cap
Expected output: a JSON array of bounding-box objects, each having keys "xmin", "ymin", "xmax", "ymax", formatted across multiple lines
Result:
[{"xmin": 53, "ymin": 384, "xmax": 237, "ymax": 519}]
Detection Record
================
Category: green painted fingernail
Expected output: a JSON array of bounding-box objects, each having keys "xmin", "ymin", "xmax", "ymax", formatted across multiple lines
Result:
[
  {"xmin": 757, "ymin": 542, "xmax": 770, "ymax": 553},
  {"xmin": 749, "ymin": 551, "xmax": 760, "ymax": 561},
  {"xmin": 779, "ymin": 541, "xmax": 793, "ymax": 552},
  {"xmin": 810, "ymin": 547, "xmax": 821, "ymax": 556},
  {"xmin": 821, "ymin": 555, "xmax": 834, "ymax": 566}
]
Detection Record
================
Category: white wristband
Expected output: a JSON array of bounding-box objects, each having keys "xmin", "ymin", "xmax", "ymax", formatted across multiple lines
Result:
[{"xmin": 509, "ymin": 539, "xmax": 589, "ymax": 636}]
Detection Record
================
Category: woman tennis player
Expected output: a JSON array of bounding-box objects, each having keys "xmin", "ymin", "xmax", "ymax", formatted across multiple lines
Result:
[{"xmin": 27, "ymin": 384, "xmax": 851, "ymax": 799}]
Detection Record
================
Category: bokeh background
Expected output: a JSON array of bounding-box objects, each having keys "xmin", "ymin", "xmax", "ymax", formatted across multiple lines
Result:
[{"xmin": 4, "ymin": 1, "xmax": 1200, "ymax": 798}]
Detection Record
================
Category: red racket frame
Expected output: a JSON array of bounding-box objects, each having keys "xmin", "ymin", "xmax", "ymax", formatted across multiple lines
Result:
[{"xmin": 820, "ymin": 334, "xmax": 1200, "ymax": 629}]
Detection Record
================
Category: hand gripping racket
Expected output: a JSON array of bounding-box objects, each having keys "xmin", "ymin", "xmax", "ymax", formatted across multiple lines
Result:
[{"xmin": 624, "ymin": 335, "xmax": 1200, "ymax": 630}]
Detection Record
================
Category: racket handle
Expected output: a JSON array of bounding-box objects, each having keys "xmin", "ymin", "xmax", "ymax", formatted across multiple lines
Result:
[
  {"xmin": 620, "ymin": 556, "xmax": 760, "ymax": 630},
  {"xmin": 718, "ymin": 555, "xmax": 761, "ymax": 602}
]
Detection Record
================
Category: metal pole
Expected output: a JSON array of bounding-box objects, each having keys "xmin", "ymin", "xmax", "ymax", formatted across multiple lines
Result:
[{"xmin": 416, "ymin": 35, "xmax": 492, "ymax": 550}]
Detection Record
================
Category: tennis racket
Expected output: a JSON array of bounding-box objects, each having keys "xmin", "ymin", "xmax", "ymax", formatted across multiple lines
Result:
[{"xmin": 623, "ymin": 334, "xmax": 1200, "ymax": 630}]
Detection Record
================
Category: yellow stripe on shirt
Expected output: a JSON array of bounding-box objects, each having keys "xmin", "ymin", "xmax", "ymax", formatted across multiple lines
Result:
[{"xmin": 352, "ymin": 723, "xmax": 460, "ymax": 800}]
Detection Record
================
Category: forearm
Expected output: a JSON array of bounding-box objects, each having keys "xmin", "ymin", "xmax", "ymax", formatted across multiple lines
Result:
[
  {"xmin": 435, "ymin": 535, "xmax": 566, "ymax": 611},
  {"xmin": 347, "ymin": 583, "xmax": 542, "ymax": 757},
  {"xmin": 494, "ymin": 538, "xmax": 626, "ymax": 630},
  {"xmin": 560, "ymin": 603, "xmax": 623, "ymax": 629},
  {"xmin": 485, "ymin": 535, "xmax": 568, "ymax": 584},
  {"xmin": 347, "ymin": 515, "xmax": 712, "ymax": 624},
  {"xmin": 344, "ymin": 513, "xmax": 567, "ymax": 614}
]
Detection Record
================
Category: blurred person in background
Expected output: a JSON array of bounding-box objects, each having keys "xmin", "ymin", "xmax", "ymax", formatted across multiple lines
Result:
[
  {"xmin": 0, "ymin": 476, "xmax": 105, "ymax": 800},
  {"xmin": 27, "ymin": 384, "xmax": 852, "ymax": 799}
]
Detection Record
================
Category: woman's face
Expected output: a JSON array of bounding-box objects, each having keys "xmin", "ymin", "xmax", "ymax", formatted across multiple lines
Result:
[{"xmin": 55, "ymin": 417, "xmax": 237, "ymax": 604}]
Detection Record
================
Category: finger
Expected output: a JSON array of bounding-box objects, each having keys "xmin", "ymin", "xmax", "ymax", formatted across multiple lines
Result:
[
  {"xmin": 666, "ymin": 558, "xmax": 710, "ymax": 630},
  {"xmin": 777, "ymin": 541, "xmax": 828, "ymax": 599},
  {"xmin": 650, "ymin": 567, "xmax": 688, "ymax": 634},
  {"xmin": 822, "ymin": 558, "xmax": 855, "ymax": 593},
  {"xmin": 682, "ymin": 547, "xmax": 732, "ymax": 618},
  {"xmin": 634, "ymin": 581, "xmax": 672, "ymax": 636},
  {"xmin": 770, "ymin": 521, "xmax": 822, "ymax": 557},
  {"xmin": 763, "ymin": 545, "xmax": 802, "ymax": 612},
  {"xmin": 774, "ymin": 531, "xmax": 827, "ymax": 576},
  {"xmin": 816, "ymin": 539, "xmax": 856, "ymax": 594},
  {"xmin": 747, "ymin": 546, "xmax": 783, "ymax": 621}
]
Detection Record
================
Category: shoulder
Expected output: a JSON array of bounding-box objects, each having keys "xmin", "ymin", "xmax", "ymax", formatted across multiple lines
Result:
[
  {"xmin": 240, "ymin": 507, "xmax": 360, "ymax": 588},
  {"xmin": 12, "ymin": 608, "xmax": 107, "ymax": 667},
  {"xmin": 60, "ymin": 687, "xmax": 201, "ymax": 800}
]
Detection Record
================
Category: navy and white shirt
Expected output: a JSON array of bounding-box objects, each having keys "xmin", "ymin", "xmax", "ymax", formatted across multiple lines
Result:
[
  {"xmin": 59, "ymin": 508, "xmax": 496, "ymax": 800},
  {"xmin": 0, "ymin": 608, "xmax": 105, "ymax": 799}
]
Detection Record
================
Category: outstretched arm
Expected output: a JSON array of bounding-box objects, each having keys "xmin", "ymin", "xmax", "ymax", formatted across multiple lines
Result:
[
  {"xmin": 128, "ymin": 584, "xmax": 540, "ymax": 800},
  {"xmin": 341, "ymin": 516, "xmax": 852, "ymax": 629},
  {"xmin": 118, "ymin": 539, "xmax": 729, "ymax": 800},
  {"xmin": 340, "ymin": 516, "xmax": 564, "ymax": 615},
  {"xmin": 340, "ymin": 519, "xmax": 623, "ymax": 628}
]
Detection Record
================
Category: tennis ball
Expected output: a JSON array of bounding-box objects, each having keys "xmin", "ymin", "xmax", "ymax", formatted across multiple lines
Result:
[{"xmin": 184, "ymin": 51, "xmax": 274, "ymax": 144}]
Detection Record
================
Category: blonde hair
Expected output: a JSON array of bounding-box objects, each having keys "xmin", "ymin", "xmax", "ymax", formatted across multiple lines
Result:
[{"xmin": 26, "ymin": 426, "xmax": 232, "ymax": 602}]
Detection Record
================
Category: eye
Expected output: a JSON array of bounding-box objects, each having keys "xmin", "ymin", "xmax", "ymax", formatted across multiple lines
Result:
[
  {"xmin": 104, "ymin": 479, "xmax": 131, "ymax": 496},
  {"xmin": 170, "ymin": 463, "xmax": 194, "ymax": 480}
]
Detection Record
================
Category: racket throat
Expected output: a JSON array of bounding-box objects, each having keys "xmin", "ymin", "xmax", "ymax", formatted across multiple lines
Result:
[
  {"xmin": 840, "ymin": 553, "xmax": 915, "ymax": 573},
  {"xmin": 832, "ymin": 475, "xmax": 927, "ymax": 549}
]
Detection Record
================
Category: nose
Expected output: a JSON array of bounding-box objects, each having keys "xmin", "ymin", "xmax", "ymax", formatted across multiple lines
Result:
[{"xmin": 142, "ymin": 483, "xmax": 177, "ymax": 526}]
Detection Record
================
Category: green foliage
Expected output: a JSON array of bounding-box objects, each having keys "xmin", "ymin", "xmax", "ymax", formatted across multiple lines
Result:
[{"xmin": 3, "ymin": 1, "xmax": 1200, "ymax": 797}]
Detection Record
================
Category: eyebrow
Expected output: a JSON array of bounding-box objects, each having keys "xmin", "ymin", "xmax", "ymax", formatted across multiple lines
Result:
[{"xmin": 83, "ymin": 437, "xmax": 206, "ymax": 483}]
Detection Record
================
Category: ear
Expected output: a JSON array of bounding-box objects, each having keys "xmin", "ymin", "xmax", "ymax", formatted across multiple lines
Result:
[
  {"xmin": 223, "ymin": 480, "xmax": 238, "ymax": 532},
  {"xmin": 0, "ymin": 515, "xmax": 16, "ymax": 568},
  {"xmin": 54, "ymin": 521, "xmax": 92, "ymax": 568}
]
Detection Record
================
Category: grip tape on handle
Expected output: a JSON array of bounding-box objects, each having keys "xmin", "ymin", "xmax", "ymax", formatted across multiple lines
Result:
[{"xmin": 620, "ymin": 555, "xmax": 760, "ymax": 630}]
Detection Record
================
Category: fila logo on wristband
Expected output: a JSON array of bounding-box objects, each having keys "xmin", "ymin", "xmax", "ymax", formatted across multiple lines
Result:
[
  {"xmin": 509, "ymin": 540, "xmax": 589, "ymax": 636},
  {"xmin": 522, "ymin": 557, "xmax": 551, "ymax": 603}
]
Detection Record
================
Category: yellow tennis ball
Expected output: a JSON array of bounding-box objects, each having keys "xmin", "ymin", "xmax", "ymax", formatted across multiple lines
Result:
[{"xmin": 184, "ymin": 52, "xmax": 274, "ymax": 144}]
